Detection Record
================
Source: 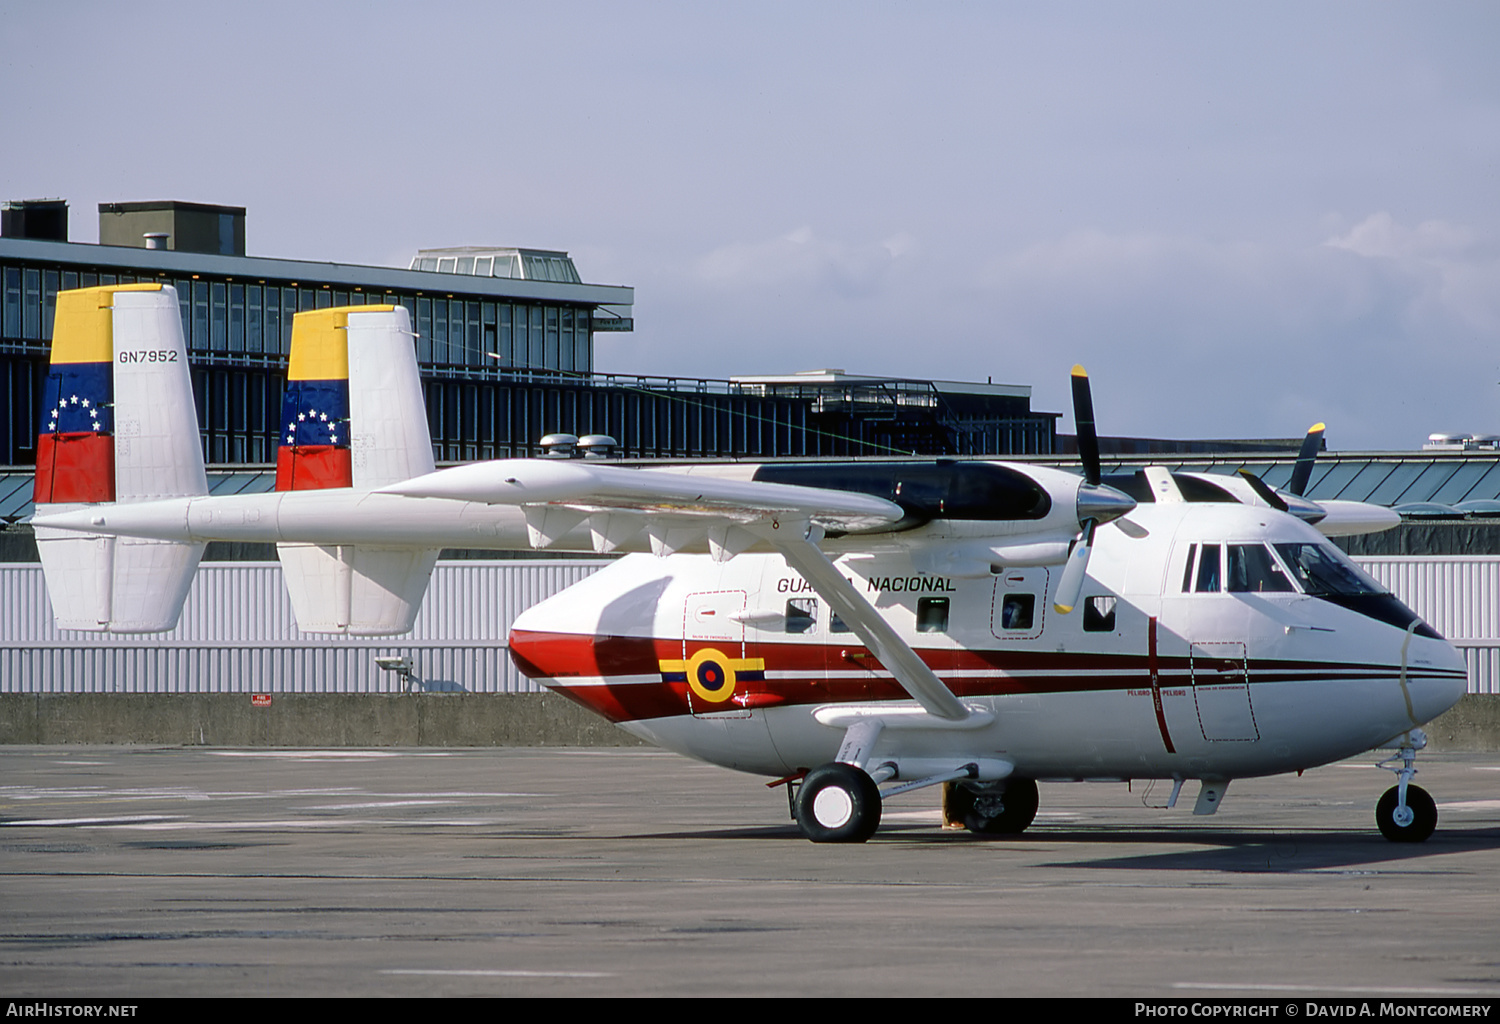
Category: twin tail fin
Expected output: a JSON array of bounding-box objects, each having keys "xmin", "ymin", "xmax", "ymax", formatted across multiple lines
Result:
[{"xmin": 33, "ymin": 291, "xmax": 439, "ymax": 636}]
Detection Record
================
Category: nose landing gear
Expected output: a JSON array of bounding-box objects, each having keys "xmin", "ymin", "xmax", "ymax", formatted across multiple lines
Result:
[{"xmin": 1375, "ymin": 731, "xmax": 1438, "ymax": 843}]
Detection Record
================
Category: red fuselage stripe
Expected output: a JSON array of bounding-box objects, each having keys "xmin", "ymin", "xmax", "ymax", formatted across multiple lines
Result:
[{"xmin": 508, "ymin": 628, "xmax": 1463, "ymax": 725}]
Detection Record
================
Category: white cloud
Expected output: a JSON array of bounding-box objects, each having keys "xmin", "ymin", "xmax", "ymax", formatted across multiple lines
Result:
[
  {"xmin": 1323, "ymin": 213, "xmax": 1500, "ymax": 336},
  {"xmin": 694, "ymin": 226, "xmax": 912, "ymax": 297},
  {"xmin": 971, "ymin": 219, "xmax": 1500, "ymax": 447},
  {"xmin": 605, "ymin": 216, "xmax": 1500, "ymax": 449},
  {"xmin": 1324, "ymin": 212, "xmax": 1480, "ymax": 261}
]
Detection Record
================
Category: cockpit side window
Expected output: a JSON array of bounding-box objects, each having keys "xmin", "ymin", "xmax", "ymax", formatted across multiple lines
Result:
[
  {"xmin": 1195, "ymin": 543, "xmax": 1222, "ymax": 593},
  {"xmin": 1227, "ymin": 544, "xmax": 1295, "ymax": 593},
  {"xmin": 1272, "ymin": 543, "xmax": 1387, "ymax": 597},
  {"xmin": 1268, "ymin": 541, "xmax": 1438, "ymax": 637}
]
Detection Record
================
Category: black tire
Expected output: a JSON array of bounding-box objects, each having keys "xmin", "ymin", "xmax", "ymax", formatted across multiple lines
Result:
[
  {"xmin": 1376, "ymin": 784, "xmax": 1437, "ymax": 843},
  {"xmin": 795, "ymin": 763, "xmax": 882, "ymax": 843},
  {"xmin": 950, "ymin": 778, "xmax": 1039, "ymax": 835}
]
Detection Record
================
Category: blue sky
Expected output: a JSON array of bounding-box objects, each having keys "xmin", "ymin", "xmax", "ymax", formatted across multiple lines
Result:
[{"xmin": 6, "ymin": 1, "xmax": 1499, "ymax": 449}]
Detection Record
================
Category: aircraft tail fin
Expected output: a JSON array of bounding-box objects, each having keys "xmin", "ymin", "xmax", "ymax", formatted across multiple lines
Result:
[
  {"xmin": 275, "ymin": 304, "xmax": 438, "ymax": 634},
  {"xmin": 32, "ymin": 284, "xmax": 207, "ymax": 632},
  {"xmin": 275, "ymin": 304, "xmax": 435, "ymax": 490}
]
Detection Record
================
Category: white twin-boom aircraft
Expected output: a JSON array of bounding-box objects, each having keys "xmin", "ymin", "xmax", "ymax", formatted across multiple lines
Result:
[{"xmin": 28, "ymin": 285, "xmax": 1466, "ymax": 843}]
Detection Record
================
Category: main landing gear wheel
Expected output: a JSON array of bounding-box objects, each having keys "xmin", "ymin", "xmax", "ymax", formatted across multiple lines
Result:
[
  {"xmin": 948, "ymin": 778, "xmax": 1039, "ymax": 835},
  {"xmin": 1376, "ymin": 784, "xmax": 1437, "ymax": 843},
  {"xmin": 795, "ymin": 763, "xmax": 882, "ymax": 843}
]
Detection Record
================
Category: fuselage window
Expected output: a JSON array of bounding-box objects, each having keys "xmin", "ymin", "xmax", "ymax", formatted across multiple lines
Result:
[
  {"xmin": 1000, "ymin": 593, "xmax": 1035, "ymax": 631},
  {"xmin": 916, "ymin": 597, "xmax": 950, "ymax": 633},
  {"xmin": 830, "ymin": 612, "xmax": 852, "ymax": 633},
  {"xmin": 1083, "ymin": 595, "xmax": 1117, "ymax": 632},
  {"xmin": 1195, "ymin": 543, "xmax": 1222, "ymax": 593},
  {"xmin": 1227, "ymin": 544, "xmax": 1295, "ymax": 593},
  {"xmin": 1181, "ymin": 543, "xmax": 1197, "ymax": 593},
  {"xmin": 785, "ymin": 598, "xmax": 818, "ymax": 634}
]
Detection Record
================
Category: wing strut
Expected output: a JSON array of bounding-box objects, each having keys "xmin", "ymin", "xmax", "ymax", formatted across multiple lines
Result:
[{"xmin": 772, "ymin": 525, "xmax": 971, "ymax": 723}]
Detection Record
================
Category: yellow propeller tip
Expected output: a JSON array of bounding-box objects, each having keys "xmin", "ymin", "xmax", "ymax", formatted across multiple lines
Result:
[
  {"xmin": 1309, "ymin": 422, "xmax": 1326, "ymax": 433},
  {"xmin": 1071, "ymin": 365, "xmax": 1088, "ymax": 378}
]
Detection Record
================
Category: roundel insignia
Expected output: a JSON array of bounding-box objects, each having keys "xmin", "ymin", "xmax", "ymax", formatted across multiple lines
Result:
[
  {"xmin": 660, "ymin": 648, "xmax": 768, "ymax": 707},
  {"xmin": 687, "ymin": 648, "xmax": 737, "ymax": 704}
]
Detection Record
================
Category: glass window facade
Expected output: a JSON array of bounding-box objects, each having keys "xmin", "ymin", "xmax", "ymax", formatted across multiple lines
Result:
[
  {"xmin": 1, "ymin": 244, "xmax": 1056, "ymax": 466},
  {"xmin": 0, "ymin": 249, "xmax": 612, "ymax": 465}
]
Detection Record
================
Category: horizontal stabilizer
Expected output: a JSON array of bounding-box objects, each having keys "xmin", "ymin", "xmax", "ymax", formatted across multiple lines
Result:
[{"xmin": 278, "ymin": 543, "xmax": 439, "ymax": 635}]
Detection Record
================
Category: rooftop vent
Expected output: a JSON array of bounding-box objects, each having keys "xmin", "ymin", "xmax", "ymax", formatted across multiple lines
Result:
[{"xmin": 539, "ymin": 433, "xmax": 580, "ymax": 458}]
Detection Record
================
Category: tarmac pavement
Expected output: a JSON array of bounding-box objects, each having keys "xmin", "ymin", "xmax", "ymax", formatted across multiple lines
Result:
[{"xmin": 1, "ymin": 745, "xmax": 1499, "ymax": 998}]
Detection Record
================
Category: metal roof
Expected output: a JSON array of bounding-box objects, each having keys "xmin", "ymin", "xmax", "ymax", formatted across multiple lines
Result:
[
  {"xmin": 0, "ymin": 236, "xmax": 633, "ymax": 308},
  {"xmin": 1072, "ymin": 451, "xmax": 1500, "ymax": 517}
]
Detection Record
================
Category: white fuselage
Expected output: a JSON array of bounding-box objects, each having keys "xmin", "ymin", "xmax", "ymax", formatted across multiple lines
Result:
[{"xmin": 508, "ymin": 503, "xmax": 1467, "ymax": 783}]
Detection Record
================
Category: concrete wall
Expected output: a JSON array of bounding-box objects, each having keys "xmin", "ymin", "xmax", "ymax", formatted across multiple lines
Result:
[
  {"xmin": 0, "ymin": 692, "xmax": 1493, "ymax": 751},
  {"xmin": 0, "ymin": 692, "xmax": 646, "ymax": 747}
]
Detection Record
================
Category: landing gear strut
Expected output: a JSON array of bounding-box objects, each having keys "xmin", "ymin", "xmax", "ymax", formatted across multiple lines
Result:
[
  {"xmin": 944, "ymin": 778, "xmax": 1039, "ymax": 835},
  {"xmin": 1375, "ymin": 733, "xmax": 1438, "ymax": 843},
  {"xmin": 795, "ymin": 762, "xmax": 882, "ymax": 843}
]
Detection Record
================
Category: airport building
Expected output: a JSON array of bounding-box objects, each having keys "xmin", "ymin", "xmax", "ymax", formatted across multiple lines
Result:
[
  {"xmin": 0, "ymin": 198, "xmax": 1058, "ymax": 474},
  {"xmin": 3, "ymin": 198, "xmax": 1500, "ymax": 705}
]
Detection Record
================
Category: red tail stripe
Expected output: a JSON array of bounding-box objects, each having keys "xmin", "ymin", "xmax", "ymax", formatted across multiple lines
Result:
[
  {"xmin": 275, "ymin": 446, "xmax": 353, "ymax": 491},
  {"xmin": 34, "ymin": 433, "xmax": 115, "ymax": 503}
]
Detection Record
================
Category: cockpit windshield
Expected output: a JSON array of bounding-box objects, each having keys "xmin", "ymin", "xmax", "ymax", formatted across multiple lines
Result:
[{"xmin": 1272, "ymin": 543, "xmax": 1387, "ymax": 597}]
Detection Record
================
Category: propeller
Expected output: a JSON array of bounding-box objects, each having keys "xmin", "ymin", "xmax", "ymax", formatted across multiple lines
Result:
[
  {"xmin": 1237, "ymin": 468, "xmax": 1289, "ymax": 512},
  {"xmin": 1072, "ymin": 364, "xmax": 1100, "ymax": 488},
  {"xmin": 1055, "ymin": 366, "xmax": 1134, "ymax": 614},
  {"xmin": 1233, "ymin": 422, "xmax": 1326, "ymax": 523},
  {"xmin": 1287, "ymin": 422, "xmax": 1325, "ymax": 497}
]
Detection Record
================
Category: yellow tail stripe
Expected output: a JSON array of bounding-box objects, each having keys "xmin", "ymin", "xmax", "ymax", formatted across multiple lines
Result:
[
  {"xmin": 286, "ymin": 305, "xmax": 401, "ymax": 380},
  {"xmin": 287, "ymin": 309, "xmax": 350, "ymax": 381},
  {"xmin": 50, "ymin": 284, "xmax": 162, "ymax": 364}
]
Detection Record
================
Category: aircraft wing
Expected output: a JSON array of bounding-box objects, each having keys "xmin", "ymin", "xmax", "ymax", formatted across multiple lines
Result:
[
  {"xmin": 383, "ymin": 459, "xmax": 975, "ymax": 720},
  {"xmin": 381, "ymin": 459, "xmax": 906, "ymax": 549}
]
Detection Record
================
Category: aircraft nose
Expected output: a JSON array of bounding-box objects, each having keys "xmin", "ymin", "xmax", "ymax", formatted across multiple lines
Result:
[
  {"xmin": 1076, "ymin": 482, "xmax": 1136, "ymax": 526},
  {"xmin": 1406, "ymin": 636, "xmax": 1469, "ymax": 725}
]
